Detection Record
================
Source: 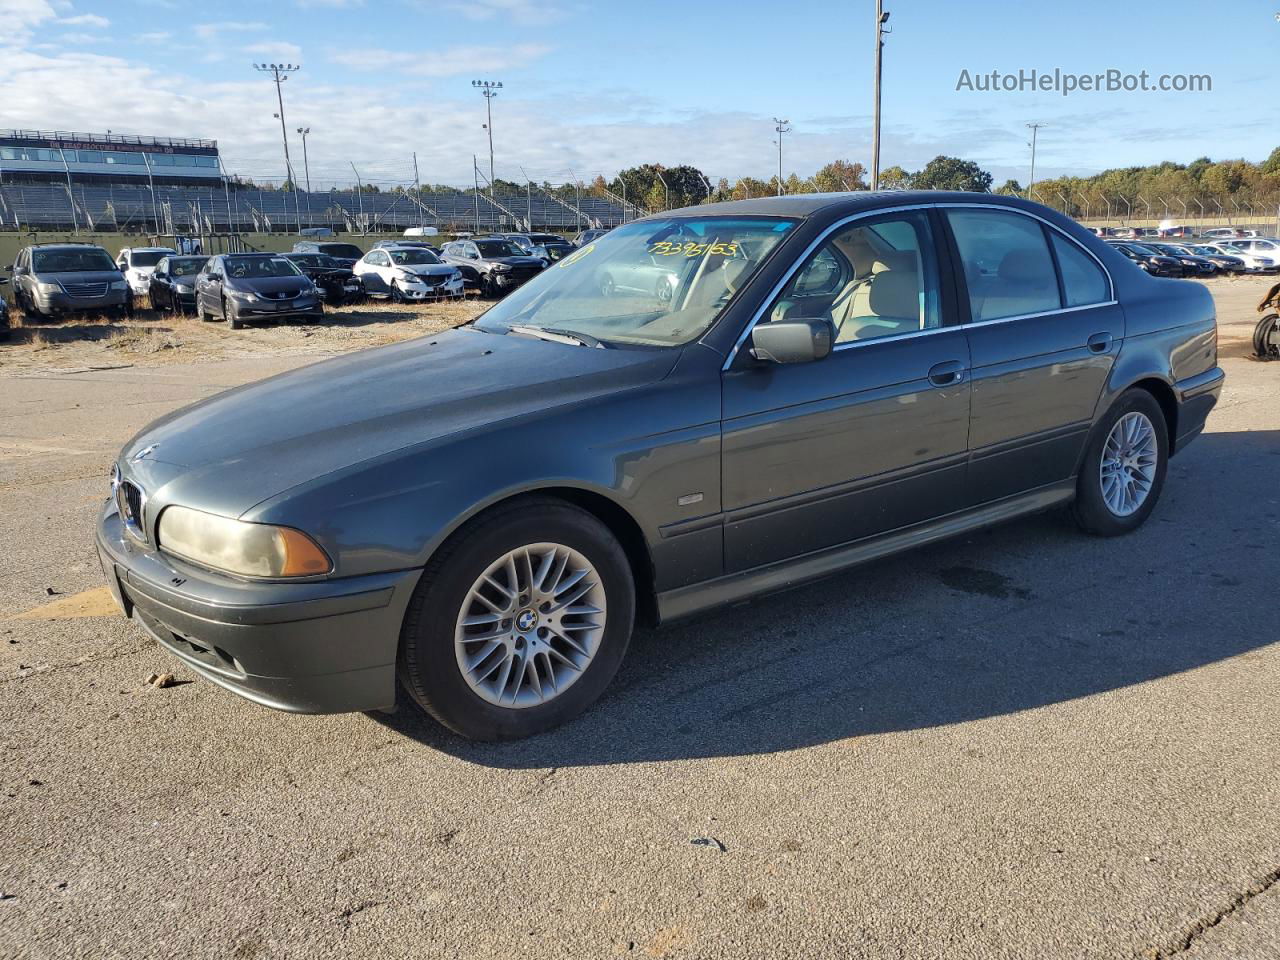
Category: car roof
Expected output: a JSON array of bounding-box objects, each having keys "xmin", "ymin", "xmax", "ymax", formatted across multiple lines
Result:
[
  {"xmin": 29, "ymin": 242, "xmax": 109, "ymax": 250},
  {"xmin": 657, "ymin": 190, "xmax": 1063, "ymax": 222},
  {"xmin": 126, "ymin": 246, "xmax": 177, "ymax": 253}
]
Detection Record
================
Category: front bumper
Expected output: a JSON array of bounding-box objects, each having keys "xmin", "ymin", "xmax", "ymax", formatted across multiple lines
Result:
[
  {"xmin": 228, "ymin": 297, "xmax": 324, "ymax": 320},
  {"xmin": 96, "ymin": 503, "xmax": 421, "ymax": 714},
  {"xmin": 402, "ymin": 276, "xmax": 465, "ymax": 299},
  {"xmin": 34, "ymin": 289, "xmax": 129, "ymax": 314}
]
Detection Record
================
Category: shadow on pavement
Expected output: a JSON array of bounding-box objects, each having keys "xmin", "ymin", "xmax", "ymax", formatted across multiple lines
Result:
[{"xmin": 371, "ymin": 429, "xmax": 1279, "ymax": 768}]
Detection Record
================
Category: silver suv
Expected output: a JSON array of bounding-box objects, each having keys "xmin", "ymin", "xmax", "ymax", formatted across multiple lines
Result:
[{"xmin": 10, "ymin": 244, "xmax": 130, "ymax": 319}]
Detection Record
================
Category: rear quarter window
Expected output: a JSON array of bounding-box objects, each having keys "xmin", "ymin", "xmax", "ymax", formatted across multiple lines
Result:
[{"xmin": 1050, "ymin": 233, "xmax": 1110, "ymax": 307}]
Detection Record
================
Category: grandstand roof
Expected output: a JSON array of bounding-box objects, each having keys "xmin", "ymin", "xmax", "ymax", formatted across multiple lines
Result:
[{"xmin": 2, "ymin": 130, "xmax": 218, "ymax": 151}]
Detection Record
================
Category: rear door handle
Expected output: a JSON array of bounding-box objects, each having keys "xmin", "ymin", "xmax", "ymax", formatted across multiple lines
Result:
[
  {"xmin": 1087, "ymin": 332, "xmax": 1113, "ymax": 354},
  {"xmin": 928, "ymin": 360, "xmax": 967, "ymax": 387}
]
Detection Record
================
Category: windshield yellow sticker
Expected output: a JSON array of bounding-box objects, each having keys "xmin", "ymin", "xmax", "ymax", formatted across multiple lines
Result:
[
  {"xmin": 649, "ymin": 241, "xmax": 739, "ymax": 257},
  {"xmin": 557, "ymin": 243, "xmax": 594, "ymax": 268}
]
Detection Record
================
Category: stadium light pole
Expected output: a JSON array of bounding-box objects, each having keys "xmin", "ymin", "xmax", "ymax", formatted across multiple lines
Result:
[
  {"xmin": 350, "ymin": 161, "xmax": 365, "ymax": 232},
  {"xmin": 253, "ymin": 62, "xmax": 302, "ymax": 231},
  {"xmin": 871, "ymin": 2, "xmax": 890, "ymax": 190},
  {"xmin": 1026, "ymin": 122, "xmax": 1046, "ymax": 201},
  {"xmin": 56, "ymin": 147, "xmax": 79, "ymax": 234},
  {"xmin": 296, "ymin": 126, "xmax": 312, "ymax": 226},
  {"xmin": 772, "ymin": 117, "xmax": 791, "ymax": 195},
  {"xmin": 472, "ymin": 80, "xmax": 502, "ymax": 199}
]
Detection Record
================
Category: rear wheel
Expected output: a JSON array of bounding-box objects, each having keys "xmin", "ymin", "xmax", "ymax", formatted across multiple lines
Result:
[
  {"xmin": 1072, "ymin": 389, "xmax": 1168, "ymax": 536},
  {"xmin": 398, "ymin": 498, "xmax": 635, "ymax": 741},
  {"xmin": 1253, "ymin": 313, "xmax": 1279, "ymax": 360}
]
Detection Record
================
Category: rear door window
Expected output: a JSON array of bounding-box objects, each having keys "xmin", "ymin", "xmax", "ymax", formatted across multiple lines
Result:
[
  {"xmin": 1049, "ymin": 233, "xmax": 1110, "ymax": 307},
  {"xmin": 947, "ymin": 210, "xmax": 1060, "ymax": 322}
]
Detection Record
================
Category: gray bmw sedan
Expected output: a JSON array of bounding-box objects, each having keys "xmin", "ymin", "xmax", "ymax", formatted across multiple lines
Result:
[{"xmin": 97, "ymin": 192, "xmax": 1224, "ymax": 740}]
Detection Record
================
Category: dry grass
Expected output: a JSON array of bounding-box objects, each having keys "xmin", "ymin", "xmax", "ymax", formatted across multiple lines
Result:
[{"xmin": 0, "ymin": 294, "xmax": 488, "ymax": 372}]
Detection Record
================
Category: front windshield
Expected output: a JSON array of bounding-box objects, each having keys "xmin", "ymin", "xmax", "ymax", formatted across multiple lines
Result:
[
  {"xmin": 476, "ymin": 239, "xmax": 524, "ymax": 258},
  {"xmin": 225, "ymin": 257, "xmax": 302, "ymax": 279},
  {"xmin": 32, "ymin": 248, "xmax": 117, "ymax": 273},
  {"xmin": 170, "ymin": 257, "xmax": 208, "ymax": 277},
  {"xmin": 476, "ymin": 216, "xmax": 797, "ymax": 347},
  {"xmin": 129, "ymin": 251, "xmax": 170, "ymax": 267},
  {"xmin": 389, "ymin": 249, "xmax": 442, "ymax": 265}
]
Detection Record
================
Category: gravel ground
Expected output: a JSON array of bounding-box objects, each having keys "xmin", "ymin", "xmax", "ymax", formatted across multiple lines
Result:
[{"xmin": 0, "ymin": 277, "xmax": 1277, "ymax": 960}]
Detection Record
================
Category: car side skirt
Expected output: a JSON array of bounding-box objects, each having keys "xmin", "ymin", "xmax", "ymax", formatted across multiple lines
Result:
[{"xmin": 656, "ymin": 479, "xmax": 1075, "ymax": 623}]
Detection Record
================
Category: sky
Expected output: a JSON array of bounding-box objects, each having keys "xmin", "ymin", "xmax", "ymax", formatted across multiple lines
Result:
[{"xmin": 1, "ymin": 0, "xmax": 1277, "ymax": 191}]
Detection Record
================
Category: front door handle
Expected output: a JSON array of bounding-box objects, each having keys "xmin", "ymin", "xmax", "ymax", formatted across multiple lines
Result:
[
  {"xmin": 1087, "ymin": 332, "xmax": 1113, "ymax": 354},
  {"xmin": 928, "ymin": 360, "xmax": 967, "ymax": 387}
]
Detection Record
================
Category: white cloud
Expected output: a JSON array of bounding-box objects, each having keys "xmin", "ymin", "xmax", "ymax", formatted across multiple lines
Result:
[
  {"xmin": 59, "ymin": 12, "xmax": 108, "ymax": 27},
  {"xmin": 434, "ymin": 0, "xmax": 561, "ymax": 25},
  {"xmin": 138, "ymin": 30, "xmax": 171, "ymax": 43},
  {"xmin": 329, "ymin": 43, "xmax": 549, "ymax": 77},
  {"xmin": 58, "ymin": 31, "xmax": 100, "ymax": 43},
  {"xmin": 195, "ymin": 21, "xmax": 268, "ymax": 39},
  {"xmin": 247, "ymin": 42, "xmax": 303, "ymax": 63}
]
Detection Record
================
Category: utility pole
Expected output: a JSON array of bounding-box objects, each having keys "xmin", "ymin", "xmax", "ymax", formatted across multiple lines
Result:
[
  {"xmin": 254, "ymin": 63, "xmax": 302, "ymax": 232},
  {"xmin": 412, "ymin": 152, "xmax": 424, "ymax": 230},
  {"xmin": 350, "ymin": 161, "xmax": 364, "ymax": 232},
  {"xmin": 57, "ymin": 147, "xmax": 79, "ymax": 234},
  {"xmin": 654, "ymin": 168, "xmax": 669, "ymax": 211},
  {"xmin": 772, "ymin": 117, "xmax": 791, "ymax": 195},
  {"xmin": 871, "ymin": 1, "xmax": 891, "ymax": 190},
  {"xmin": 296, "ymin": 126, "xmax": 311, "ymax": 226},
  {"xmin": 472, "ymin": 79, "xmax": 502, "ymax": 199},
  {"xmin": 473, "ymin": 155, "xmax": 481, "ymax": 233},
  {"xmin": 519, "ymin": 165, "xmax": 533, "ymax": 231},
  {"xmin": 1026, "ymin": 122, "xmax": 1046, "ymax": 201}
]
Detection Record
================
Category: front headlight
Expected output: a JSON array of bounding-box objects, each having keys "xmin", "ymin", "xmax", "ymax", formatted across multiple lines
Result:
[
  {"xmin": 226, "ymin": 288, "xmax": 257, "ymax": 301},
  {"xmin": 158, "ymin": 505, "xmax": 331, "ymax": 578},
  {"xmin": 492, "ymin": 264, "xmax": 511, "ymax": 273},
  {"xmin": 36, "ymin": 281, "xmax": 63, "ymax": 295}
]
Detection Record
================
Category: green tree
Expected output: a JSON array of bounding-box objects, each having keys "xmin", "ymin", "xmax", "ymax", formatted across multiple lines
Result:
[
  {"xmin": 912, "ymin": 155, "xmax": 993, "ymax": 193},
  {"xmin": 994, "ymin": 179, "xmax": 1023, "ymax": 196},
  {"xmin": 879, "ymin": 165, "xmax": 912, "ymax": 189},
  {"xmin": 1262, "ymin": 147, "xmax": 1280, "ymax": 177},
  {"xmin": 812, "ymin": 160, "xmax": 868, "ymax": 192}
]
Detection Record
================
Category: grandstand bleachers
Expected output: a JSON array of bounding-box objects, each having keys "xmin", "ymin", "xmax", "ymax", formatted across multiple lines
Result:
[{"xmin": 0, "ymin": 181, "xmax": 644, "ymax": 234}]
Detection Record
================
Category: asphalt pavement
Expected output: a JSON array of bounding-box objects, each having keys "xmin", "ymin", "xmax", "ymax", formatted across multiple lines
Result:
[{"xmin": 1, "ymin": 325, "xmax": 1278, "ymax": 958}]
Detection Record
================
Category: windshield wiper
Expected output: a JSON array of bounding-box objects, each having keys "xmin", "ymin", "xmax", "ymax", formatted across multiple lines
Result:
[{"xmin": 507, "ymin": 324, "xmax": 607, "ymax": 348}]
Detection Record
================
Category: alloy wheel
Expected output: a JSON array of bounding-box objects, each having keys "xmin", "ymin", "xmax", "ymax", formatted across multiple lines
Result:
[
  {"xmin": 454, "ymin": 542, "xmax": 607, "ymax": 709},
  {"xmin": 1099, "ymin": 412, "xmax": 1159, "ymax": 517}
]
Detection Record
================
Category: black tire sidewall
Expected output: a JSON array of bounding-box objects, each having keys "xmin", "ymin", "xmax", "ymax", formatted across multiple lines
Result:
[
  {"xmin": 1073, "ymin": 390, "xmax": 1169, "ymax": 536},
  {"xmin": 398, "ymin": 502, "xmax": 635, "ymax": 740}
]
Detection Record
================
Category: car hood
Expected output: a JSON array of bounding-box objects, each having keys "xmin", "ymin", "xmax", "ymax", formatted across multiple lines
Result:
[
  {"xmin": 487, "ymin": 256, "xmax": 545, "ymax": 268},
  {"xmin": 400, "ymin": 264, "xmax": 455, "ymax": 277},
  {"xmin": 43, "ymin": 270, "xmax": 124, "ymax": 285},
  {"xmin": 225, "ymin": 276, "xmax": 312, "ymax": 296},
  {"xmin": 120, "ymin": 328, "xmax": 678, "ymax": 518}
]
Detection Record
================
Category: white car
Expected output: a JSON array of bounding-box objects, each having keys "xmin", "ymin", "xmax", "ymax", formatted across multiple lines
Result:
[
  {"xmin": 116, "ymin": 246, "xmax": 177, "ymax": 297},
  {"xmin": 1201, "ymin": 228, "xmax": 1257, "ymax": 241},
  {"xmin": 1197, "ymin": 242, "xmax": 1277, "ymax": 274},
  {"xmin": 1226, "ymin": 237, "xmax": 1280, "ymax": 268},
  {"xmin": 352, "ymin": 245, "xmax": 464, "ymax": 301}
]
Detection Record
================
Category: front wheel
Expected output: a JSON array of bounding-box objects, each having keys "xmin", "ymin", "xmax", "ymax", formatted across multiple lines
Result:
[
  {"xmin": 398, "ymin": 498, "xmax": 636, "ymax": 740},
  {"xmin": 1072, "ymin": 389, "xmax": 1168, "ymax": 536},
  {"xmin": 225, "ymin": 299, "xmax": 241, "ymax": 330}
]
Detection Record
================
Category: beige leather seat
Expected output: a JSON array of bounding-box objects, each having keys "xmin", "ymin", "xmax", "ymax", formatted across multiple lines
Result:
[{"xmin": 832, "ymin": 253, "xmax": 922, "ymax": 342}]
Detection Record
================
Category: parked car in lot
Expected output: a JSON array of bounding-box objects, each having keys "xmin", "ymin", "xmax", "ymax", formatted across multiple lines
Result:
[
  {"xmin": 148, "ymin": 255, "xmax": 209, "ymax": 313},
  {"xmin": 0, "ymin": 276, "xmax": 9, "ymax": 338},
  {"xmin": 351, "ymin": 245, "xmax": 464, "ymax": 301},
  {"xmin": 194, "ymin": 253, "xmax": 323, "ymax": 329},
  {"xmin": 281, "ymin": 253, "xmax": 364, "ymax": 305},
  {"xmin": 526, "ymin": 232, "xmax": 575, "ymax": 262},
  {"xmin": 372, "ymin": 239, "xmax": 440, "ymax": 254},
  {"xmin": 9, "ymin": 243, "xmax": 130, "ymax": 319},
  {"xmin": 1201, "ymin": 228, "xmax": 1255, "ymax": 240},
  {"xmin": 1228, "ymin": 237, "xmax": 1280, "ymax": 266},
  {"xmin": 1183, "ymin": 245, "xmax": 1247, "ymax": 274},
  {"xmin": 1106, "ymin": 241, "xmax": 1183, "ymax": 277},
  {"xmin": 1146, "ymin": 243, "xmax": 1218, "ymax": 278},
  {"xmin": 439, "ymin": 237, "xmax": 545, "ymax": 297},
  {"xmin": 290, "ymin": 240, "xmax": 365, "ymax": 269},
  {"xmin": 97, "ymin": 192, "xmax": 1224, "ymax": 740},
  {"xmin": 116, "ymin": 247, "xmax": 177, "ymax": 298},
  {"xmin": 574, "ymin": 227, "xmax": 612, "ymax": 247},
  {"xmin": 1196, "ymin": 242, "xmax": 1277, "ymax": 274}
]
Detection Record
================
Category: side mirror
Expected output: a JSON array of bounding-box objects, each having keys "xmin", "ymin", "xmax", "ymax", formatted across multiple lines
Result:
[{"xmin": 750, "ymin": 318, "xmax": 835, "ymax": 364}]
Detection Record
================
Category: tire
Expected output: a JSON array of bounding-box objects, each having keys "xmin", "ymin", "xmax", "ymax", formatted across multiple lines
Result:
[
  {"xmin": 391, "ymin": 281, "xmax": 405, "ymax": 304},
  {"xmin": 1253, "ymin": 313, "xmax": 1279, "ymax": 360},
  {"xmin": 397, "ymin": 497, "xmax": 636, "ymax": 741},
  {"xmin": 1072, "ymin": 389, "xmax": 1169, "ymax": 537},
  {"xmin": 225, "ymin": 299, "xmax": 241, "ymax": 330},
  {"xmin": 198, "ymin": 297, "xmax": 215, "ymax": 322}
]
